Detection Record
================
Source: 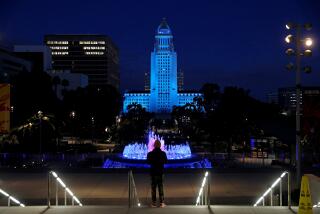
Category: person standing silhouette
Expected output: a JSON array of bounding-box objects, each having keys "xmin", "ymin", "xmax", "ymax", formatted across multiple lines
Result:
[{"xmin": 147, "ymin": 139, "xmax": 168, "ymax": 207}]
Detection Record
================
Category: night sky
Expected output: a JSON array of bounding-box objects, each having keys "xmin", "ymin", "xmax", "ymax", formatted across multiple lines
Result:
[{"xmin": 1, "ymin": 0, "xmax": 320, "ymax": 101}]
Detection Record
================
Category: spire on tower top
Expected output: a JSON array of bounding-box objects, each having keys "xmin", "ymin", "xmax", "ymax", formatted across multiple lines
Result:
[{"xmin": 157, "ymin": 18, "xmax": 171, "ymax": 35}]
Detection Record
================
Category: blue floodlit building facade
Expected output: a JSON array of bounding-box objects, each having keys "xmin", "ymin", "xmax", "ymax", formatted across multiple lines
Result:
[{"xmin": 123, "ymin": 19, "xmax": 202, "ymax": 113}]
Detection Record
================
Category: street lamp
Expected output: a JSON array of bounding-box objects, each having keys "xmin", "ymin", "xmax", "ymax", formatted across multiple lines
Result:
[
  {"xmin": 91, "ymin": 116, "xmax": 95, "ymax": 143},
  {"xmin": 285, "ymin": 35, "xmax": 293, "ymax": 43},
  {"xmin": 285, "ymin": 22, "xmax": 313, "ymax": 185},
  {"xmin": 37, "ymin": 110, "xmax": 43, "ymax": 154},
  {"xmin": 70, "ymin": 111, "xmax": 76, "ymax": 143},
  {"xmin": 305, "ymin": 38, "xmax": 313, "ymax": 47},
  {"xmin": 70, "ymin": 111, "xmax": 76, "ymax": 119}
]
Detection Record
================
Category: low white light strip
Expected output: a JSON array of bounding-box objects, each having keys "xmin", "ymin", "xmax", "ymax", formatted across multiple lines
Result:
[
  {"xmin": 195, "ymin": 171, "xmax": 209, "ymax": 206},
  {"xmin": 52, "ymin": 171, "xmax": 58, "ymax": 178},
  {"xmin": 50, "ymin": 171, "xmax": 83, "ymax": 206},
  {"xmin": 0, "ymin": 188, "xmax": 25, "ymax": 207},
  {"xmin": 66, "ymin": 188, "xmax": 74, "ymax": 196},
  {"xmin": 0, "ymin": 189, "xmax": 9, "ymax": 197},
  {"xmin": 253, "ymin": 171, "xmax": 288, "ymax": 207},
  {"xmin": 57, "ymin": 178, "xmax": 66, "ymax": 188},
  {"xmin": 9, "ymin": 196, "xmax": 20, "ymax": 204},
  {"xmin": 313, "ymin": 202, "xmax": 320, "ymax": 208}
]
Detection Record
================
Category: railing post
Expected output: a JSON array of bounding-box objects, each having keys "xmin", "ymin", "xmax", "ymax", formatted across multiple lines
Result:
[
  {"xmin": 204, "ymin": 182, "xmax": 207, "ymax": 205},
  {"xmin": 287, "ymin": 171, "xmax": 291, "ymax": 209},
  {"xmin": 280, "ymin": 178, "xmax": 282, "ymax": 206},
  {"xmin": 56, "ymin": 180, "xmax": 58, "ymax": 206},
  {"xmin": 64, "ymin": 189, "xmax": 67, "ymax": 206},
  {"xmin": 47, "ymin": 171, "xmax": 51, "ymax": 208},
  {"xmin": 132, "ymin": 174, "xmax": 134, "ymax": 206},
  {"xmin": 8, "ymin": 197, "xmax": 10, "ymax": 207},
  {"xmin": 207, "ymin": 172, "xmax": 211, "ymax": 208},
  {"xmin": 128, "ymin": 170, "xmax": 131, "ymax": 208},
  {"xmin": 263, "ymin": 197, "xmax": 265, "ymax": 206},
  {"xmin": 270, "ymin": 188, "xmax": 273, "ymax": 206},
  {"xmin": 201, "ymin": 190, "xmax": 203, "ymax": 205}
]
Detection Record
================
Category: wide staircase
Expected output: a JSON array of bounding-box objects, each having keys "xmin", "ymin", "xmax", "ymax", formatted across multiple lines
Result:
[{"xmin": 0, "ymin": 170, "xmax": 319, "ymax": 214}]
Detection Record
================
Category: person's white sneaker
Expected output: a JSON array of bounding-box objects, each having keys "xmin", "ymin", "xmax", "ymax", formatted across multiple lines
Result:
[
  {"xmin": 150, "ymin": 203, "xmax": 157, "ymax": 208},
  {"xmin": 159, "ymin": 203, "xmax": 166, "ymax": 208}
]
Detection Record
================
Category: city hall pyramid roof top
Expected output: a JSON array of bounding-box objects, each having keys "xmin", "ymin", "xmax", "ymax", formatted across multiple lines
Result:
[{"xmin": 157, "ymin": 18, "xmax": 171, "ymax": 35}]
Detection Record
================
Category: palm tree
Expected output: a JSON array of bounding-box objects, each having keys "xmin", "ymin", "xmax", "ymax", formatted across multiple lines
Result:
[{"xmin": 11, "ymin": 112, "xmax": 58, "ymax": 152}]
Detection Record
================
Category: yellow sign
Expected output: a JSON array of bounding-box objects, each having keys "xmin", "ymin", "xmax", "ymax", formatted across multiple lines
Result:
[
  {"xmin": 298, "ymin": 175, "xmax": 313, "ymax": 214},
  {"xmin": 0, "ymin": 84, "xmax": 10, "ymax": 134}
]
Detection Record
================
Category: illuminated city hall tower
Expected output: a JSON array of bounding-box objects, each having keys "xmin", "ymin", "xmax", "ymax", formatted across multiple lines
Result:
[
  {"xmin": 150, "ymin": 19, "xmax": 178, "ymax": 112},
  {"xmin": 123, "ymin": 19, "xmax": 201, "ymax": 113}
]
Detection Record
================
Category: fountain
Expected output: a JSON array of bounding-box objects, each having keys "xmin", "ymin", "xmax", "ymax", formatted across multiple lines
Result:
[
  {"xmin": 103, "ymin": 131, "xmax": 211, "ymax": 168},
  {"xmin": 122, "ymin": 131, "xmax": 192, "ymax": 160}
]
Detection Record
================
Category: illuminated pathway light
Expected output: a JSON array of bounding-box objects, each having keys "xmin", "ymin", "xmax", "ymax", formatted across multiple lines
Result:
[
  {"xmin": 50, "ymin": 171, "xmax": 83, "ymax": 206},
  {"xmin": 253, "ymin": 171, "xmax": 289, "ymax": 207},
  {"xmin": 195, "ymin": 171, "xmax": 209, "ymax": 206},
  {"xmin": 0, "ymin": 188, "xmax": 25, "ymax": 207}
]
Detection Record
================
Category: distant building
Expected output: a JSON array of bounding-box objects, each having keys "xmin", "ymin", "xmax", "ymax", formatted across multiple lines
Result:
[
  {"xmin": 145, "ymin": 70, "xmax": 185, "ymax": 92},
  {"xmin": 266, "ymin": 92, "xmax": 278, "ymax": 104},
  {"xmin": 178, "ymin": 69, "xmax": 184, "ymax": 91},
  {"xmin": 278, "ymin": 87, "xmax": 320, "ymax": 114},
  {"xmin": 14, "ymin": 45, "xmax": 52, "ymax": 72},
  {"xmin": 144, "ymin": 71, "xmax": 150, "ymax": 91},
  {"xmin": 123, "ymin": 19, "xmax": 202, "ymax": 113},
  {"xmin": 0, "ymin": 47, "xmax": 32, "ymax": 83},
  {"xmin": 44, "ymin": 35, "xmax": 119, "ymax": 89}
]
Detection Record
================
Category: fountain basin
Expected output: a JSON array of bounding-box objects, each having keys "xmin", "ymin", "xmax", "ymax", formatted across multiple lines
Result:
[
  {"xmin": 103, "ymin": 131, "xmax": 211, "ymax": 168},
  {"xmin": 122, "ymin": 143, "xmax": 192, "ymax": 160}
]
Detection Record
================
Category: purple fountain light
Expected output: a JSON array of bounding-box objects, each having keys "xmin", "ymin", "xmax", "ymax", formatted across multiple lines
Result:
[{"xmin": 122, "ymin": 131, "xmax": 192, "ymax": 160}]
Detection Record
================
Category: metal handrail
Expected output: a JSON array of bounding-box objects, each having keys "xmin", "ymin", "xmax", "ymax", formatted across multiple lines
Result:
[
  {"xmin": 0, "ymin": 188, "xmax": 25, "ymax": 207},
  {"xmin": 48, "ymin": 171, "xmax": 83, "ymax": 207},
  {"xmin": 195, "ymin": 171, "xmax": 210, "ymax": 207},
  {"xmin": 128, "ymin": 170, "xmax": 141, "ymax": 208},
  {"xmin": 253, "ymin": 171, "xmax": 291, "ymax": 208}
]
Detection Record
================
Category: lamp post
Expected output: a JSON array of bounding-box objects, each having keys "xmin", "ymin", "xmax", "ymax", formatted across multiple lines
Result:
[
  {"xmin": 70, "ymin": 111, "xmax": 76, "ymax": 143},
  {"xmin": 91, "ymin": 116, "xmax": 95, "ymax": 143},
  {"xmin": 285, "ymin": 23, "xmax": 313, "ymax": 185},
  {"xmin": 38, "ymin": 110, "xmax": 43, "ymax": 154}
]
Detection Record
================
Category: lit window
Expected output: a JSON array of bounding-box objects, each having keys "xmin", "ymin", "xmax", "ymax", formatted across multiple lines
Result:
[
  {"xmin": 85, "ymin": 51, "xmax": 104, "ymax": 55},
  {"xmin": 52, "ymin": 51, "xmax": 69, "ymax": 55},
  {"xmin": 83, "ymin": 46, "xmax": 105, "ymax": 50},
  {"xmin": 50, "ymin": 46, "xmax": 68, "ymax": 50},
  {"xmin": 79, "ymin": 41, "xmax": 106, "ymax": 45},
  {"xmin": 47, "ymin": 41, "xmax": 68, "ymax": 45}
]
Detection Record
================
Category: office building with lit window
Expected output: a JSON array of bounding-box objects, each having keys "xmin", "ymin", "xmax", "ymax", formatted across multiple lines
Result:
[
  {"xmin": 44, "ymin": 35, "xmax": 119, "ymax": 89},
  {"xmin": 278, "ymin": 86, "xmax": 320, "ymax": 115},
  {"xmin": 123, "ymin": 19, "xmax": 202, "ymax": 113}
]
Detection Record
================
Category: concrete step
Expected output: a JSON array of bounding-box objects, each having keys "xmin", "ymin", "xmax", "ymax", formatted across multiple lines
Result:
[{"xmin": 0, "ymin": 205, "xmax": 318, "ymax": 214}]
